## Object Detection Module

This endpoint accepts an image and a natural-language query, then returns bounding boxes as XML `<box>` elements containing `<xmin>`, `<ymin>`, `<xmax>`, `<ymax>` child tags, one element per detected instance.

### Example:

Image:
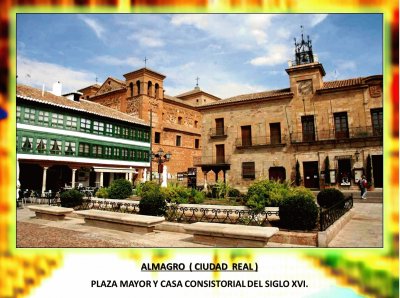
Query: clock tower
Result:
<box><xmin>285</xmin><ymin>30</ymin><xmax>325</xmax><ymax>97</ymax></box>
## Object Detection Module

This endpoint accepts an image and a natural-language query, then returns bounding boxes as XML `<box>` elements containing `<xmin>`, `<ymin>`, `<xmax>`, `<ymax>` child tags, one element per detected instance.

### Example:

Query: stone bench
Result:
<box><xmin>184</xmin><ymin>222</ymin><xmax>279</xmax><ymax>247</ymax></box>
<box><xmin>28</xmin><ymin>206</ymin><xmax>74</xmax><ymax>221</ymax></box>
<box><xmin>74</xmin><ymin>210</ymin><xmax>165</xmax><ymax>234</ymax></box>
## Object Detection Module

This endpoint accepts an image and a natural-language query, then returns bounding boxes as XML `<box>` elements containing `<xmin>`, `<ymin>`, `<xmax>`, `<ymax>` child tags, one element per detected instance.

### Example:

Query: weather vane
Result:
<box><xmin>144</xmin><ymin>57</ymin><xmax>148</xmax><ymax>68</ymax></box>
<box><xmin>196</xmin><ymin>76</ymin><xmax>200</xmax><ymax>87</ymax></box>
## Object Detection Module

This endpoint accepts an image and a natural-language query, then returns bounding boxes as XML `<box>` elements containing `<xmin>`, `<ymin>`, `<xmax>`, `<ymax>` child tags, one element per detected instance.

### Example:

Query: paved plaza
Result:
<box><xmin>16</xmin><ymin>199</ymin><xmax>383</xmax><ymax>248</ymax></box>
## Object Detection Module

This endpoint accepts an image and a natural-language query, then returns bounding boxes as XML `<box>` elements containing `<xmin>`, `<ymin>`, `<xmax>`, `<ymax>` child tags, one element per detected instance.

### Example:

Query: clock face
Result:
<box><xmin>298</xmin><ymin>80</ymin><xmax>313</xmax><ymax>95</ymax></box>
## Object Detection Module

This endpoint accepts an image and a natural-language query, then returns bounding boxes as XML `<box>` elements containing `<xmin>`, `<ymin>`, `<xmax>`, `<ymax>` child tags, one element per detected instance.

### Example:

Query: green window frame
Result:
<box><xmin>36</xmin><ymin>138</ymin><xmax>47</xmax><ymax>154</ymax></box>
<box><xmin>66</xmin><ymin>116</ymin><xmax>78</xmax><ymax>130</ymax></box>
<box><xmin>105</xmin><ymin>123</ymin><xmax>113</xmax><ymax>136</ymax></box>
<box><xmin>92</xmin><ymin>144</ymin><xmax>103</xmax><ymax>157</ymax></box>
<box><xmin>23</xmin><ymin>107</ymin><xmax>36</xmax><ymax>124</ymax></box>
<box><xmin>49</xmin><ymin>139</ymin><xmax>62</xmax><ymax>155</ymax></box>
<box><xmin>21</xmin><ymin>136</ymin><xmax>33</xmax><ymax>152</ymax></box>
<box><xmin>93</xmin><ymin>121</ymin><xmax>104</xmax><ymax>135</ymax></box>
<box><xmin>51</xmin><ymin>113</ymin><xmax>64</xmax><ymax>128</ymax></box>
<box><xmin>37</xmin><ymin>111</ymin><xmax>50</xmax><ymax>126</ymax></box>
<box><xmin>79</xmin><ymin>143</ymin><xmax>90</xmax><ymax>157</ymax></box>
<box><xmin>114</xmin><ymin>126</ymin><xmax>121</xmax><ymax>137</ymax></box>
<box><xmin>129</xmin><ymin>150</ymin><xmax>135</xmax><ymax>160</ymax></box>
<box><xmin>113</xmin><ymin>147</ymin><xmax>120</xmax><ymax>159</ymax></box>
<box><xmin>16</xmin><ymin>106</ymin><xmax>21</xmax><ymax>122</ymax></box>
<box><xmin>65</xmin><ymin>141</ymin><xmax>76</xmax><ymax>156</ymax></box>
<box><xmin>80</xmin><ymin>118</ymin><xmax>91</xmax><ymax>133</ymax></box>
<box><xmin>104</xmin><ymin>146</ymin><xmax>113</xmax><ymax>158</ymax></box>
<box><xmin>121</xmin><ymin>148</ymin><xmax>128</xmax><ymax>160</ymax></box>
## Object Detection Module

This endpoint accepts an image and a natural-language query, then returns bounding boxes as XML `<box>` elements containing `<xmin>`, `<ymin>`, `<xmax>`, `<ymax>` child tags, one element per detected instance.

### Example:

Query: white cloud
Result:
<box><xmin>17</xmin><ymin>56</ymin><xmax>96</xmax><ymax>93</ymax></box>
<box><xmin>309</xmin><ymin>14</ymin><xmax>328</xmax><ymax>27</ymax></box>
<box><xmin>78</xmin><ymin>15</ymin><xmax>105</xmax><ymax>40</ymax></box>
<box><xmin>250</xmin><ymin>44</ymin><xmax>291</xmax><ymax>66</ymax></box>
<box><xmin>89</xmin><ymin>55</ymin><xmax>142</xmax><ymax>68</ymax></box>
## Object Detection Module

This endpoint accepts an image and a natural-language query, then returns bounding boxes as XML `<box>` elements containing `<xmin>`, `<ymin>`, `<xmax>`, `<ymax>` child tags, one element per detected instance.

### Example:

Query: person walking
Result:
<box><xmin>360</xmin><ymin>175</ymin><xmax>368</xmax><ymax>199</ymax></box>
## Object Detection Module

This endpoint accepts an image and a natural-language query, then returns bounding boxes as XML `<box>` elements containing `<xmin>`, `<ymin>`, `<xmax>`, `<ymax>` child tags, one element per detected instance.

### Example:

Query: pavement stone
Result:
<box><xmin>328</xmin><ymin>203</ymin><xmax>383</xmax><ymax>247</ymax></box>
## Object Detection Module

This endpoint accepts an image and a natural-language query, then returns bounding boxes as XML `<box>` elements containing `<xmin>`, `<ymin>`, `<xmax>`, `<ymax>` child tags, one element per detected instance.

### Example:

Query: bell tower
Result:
<box><xmin>286</xmin><ymin>28</ymin><xmax>325</xmax><ymax>96</ymax></box>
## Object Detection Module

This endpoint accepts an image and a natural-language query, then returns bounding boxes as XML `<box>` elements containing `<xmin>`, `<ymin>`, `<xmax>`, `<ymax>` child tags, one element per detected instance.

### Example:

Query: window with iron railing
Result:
<box><xmin>301</xmin><ymin>115</ymin><xmax>315</xmax><ymax>142</ymax></box>
<box><xmin>334</xmin><ymin>112</ymin><xmax>349</xmax><ymax>139</ymax></box>
<box><xmin>371</xmin><ymin>108</ymin><xmax>383</xmax><ymax>136</ymax></box>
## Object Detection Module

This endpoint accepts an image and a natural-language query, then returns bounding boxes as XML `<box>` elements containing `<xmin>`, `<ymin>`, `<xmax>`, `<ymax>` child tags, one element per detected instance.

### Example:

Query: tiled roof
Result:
<box><xmin>321</xmin><ymin>78</ymin><xmax>363</xmax><ymax>89</ymax></box>
<box><xmin>78</xmin><ymin>84</ymin><xmax>100</xmax><ymax>92</ymax></box>
<box><xmin>176</xmin><ymin>88</ymin><xmax>202</xmax><ymax>98</ymax></box>
<box><xmin>108</xmin><ymin>77</ymin><xmax>125</xmax><ymax>86</ymax></box>
<box><xmin>163</xmin><ymin>94</ymin><xmax>196</xmax><ymax>107</ymax></box>
<box><xmin>17</xmin><ymin>84</ymin><xmax>148</xmax><ymax>126</ymax></box>
<box><xmin>201</xmin><ymin>88</ymin><xmax>292</xmax><ymax>107</ymax></box>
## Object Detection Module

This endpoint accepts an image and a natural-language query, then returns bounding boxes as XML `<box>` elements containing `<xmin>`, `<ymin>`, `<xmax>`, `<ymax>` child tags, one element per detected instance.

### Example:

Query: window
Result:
<box><xmin>155</xmin><ymin>83</ymin><xmax>159</xmax><ymax>99</ymax></box>
<box><xmin>65</xmin><ymin>141</ymin><xmax>76</xmax><ymax>156</ymax></box>
<box><xmin>105</xmin><ymin>123</ymin><xmax>113</xmax><ymax>136</ymax></box>
<box><xmin>371</xmin><ymin>108</ymin><xmax>383</xmax><ymax>136</ymax></box>
<box><xmin>49</xmin><ymin>139</ymin><xmax>62</xmax><ymax>155</ymax></box>
<box><xmin>144</xmin><ymin>131</ymin><xmax>149</xmax><ymax>141</ymax></box>
<box><xmin>93</xmin><ymin>121</ymin><xmax>104</xmax><ymax>134</ymax></box>
<box><xmin>129</xmin><ymin>82</ymin><xmax>134</xmax><ymax>97</ymax></box>
<box><xmin>215</xmin><ymin>118</ymin><xmax>224</xmax><ymax>135</ymax></box>
<box><xmin>137</xmin><ymin>150</ymin><xmax>142</xmax><ymax>160</ymax></box>
<box><xmin>334</xmin><ymin>112</ymin><xmax>349</xmax><ymax>139</ymax></box>
<box><xmin>37</xmin><ymin>111</ymin><xmax>49</xmax><ymax>126</ymax></box>
<box><xmin>36</xmin><ymin>138</ymin><xmax>47</xmax><ymax>154</ymax></box>
<box><xmin>147</xmin><ymin>81</ymin><xmax>152</xmax><ymax>96</ymax></box>
<box><xmin>194</xmin><ymin>120</ymin><xmax>198</xmax><ymax>128</ymax></box>
<box><xmin>79</xmin><ymin>143</ymin><xmax>90</xmax><ymax>157</ymax></box>
<box><xmin>301</xmin><ymin>116</ymin><xmax>315</xmax><ymax>142</ymax></box>
<box><xmin>121</xmin><ymin>148</ymin><xmax>128</xmax><ymax>159</ymax></box>
<box><xmin>114</xmin><ymin>126</ymin><xmax>121</xmax><ymax>136</ymax></box>
<box><xmin>144</xmin><ymin>151</ymin><xmax>149</xmax><ymax>160</ymax></box>
<box><xmin>178</xmin><ymin>117</ymin><xmax>182</xmax><ymax>125</ymax></box>
<box><xmin>241</xmin><ymin>125</ymin><xmax>252</xmax><ymax>146</ymax></box>
<box><xmin>92</xmin><ymin>145</ymin><xmax>102</xmax><ymax>157</ymax></box>
<box><xmin>137</xmin><ymin>130</ymin><xmax>142</xmax><ymax>140</ymax></box>
<box><xmin>155</xmin><ymin>132</ymin><xmax>161</xmax><ymax>144</ymax></box>
<box><xmin>21</xmin><ymin>136</ymin><xmax>33</xmax><ymax>152</ymax></box>
<box><xmin>121</xmin><ymin>127</ymin><xmax>129</xmax><ymax>138</ymax></box>
<box><xmin>129</xmin><ymin>150</ymin><xmax>135</xmax><ymax>160</ymax></box>
<box><xmin>176</xmin><ymin>135</ymin><xmax>182</xmax><ymax>146</ymax></box>
<box><xmin>104</xmin><ymin>146</ymin><xmax>113</xmax><ymax>158</ymax></box>
<box><xmin>113</xmin><ymin>147</ymin><xmax>120</xmax><ymax>158</ymax></box>
<box><xmin>51</xmin><ymin>113</ymin><xmax>64</xmax><ymax>128</ymax></box>
<box><xmin>242</xmin><ymin>162</ymin><xmax>255</xmax><ymax>179</ymax></box>
<box><xmin>215</xmin><ymin>144</ymin><xmax>225</xmax><ymax>163</ymax></box>
<box><xmin>270</xmin><ymin>123</ymin><xmax>282</xmax><ymax>144</ymax></box>
<box><xmin>80</xmin><ymin>118</ymin><xmax>91</xmax><ymax>133</ymax></box>
<box><xmin>136</xmin><ymin>80</ymin><xmax>141</xmax><ymax>95</ymax></box>
<box><xmin>66</xmin><ymin>116</ymin><xmax>77</xmax><ymax>130</ymax></box>
<box><xmin>23</xmin><ymin>107</ymin><xmax>36</xmax><ymax>124</ymax></box>
<box><xmin>16</xmin><ymin>106</ymin><xmax>21</xmax><ymax>121</ymax></box>
<box><xmin>195</xmin><ymin>139</ymin><xmax>200</xmax><ymax>149</ymax></box>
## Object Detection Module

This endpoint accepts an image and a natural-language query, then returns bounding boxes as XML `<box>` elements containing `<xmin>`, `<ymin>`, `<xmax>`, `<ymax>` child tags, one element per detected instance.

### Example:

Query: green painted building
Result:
<box><xmin>17</xmin><ymin>84</ymin><xmax>151</xmax><ymax>194</ymax></box>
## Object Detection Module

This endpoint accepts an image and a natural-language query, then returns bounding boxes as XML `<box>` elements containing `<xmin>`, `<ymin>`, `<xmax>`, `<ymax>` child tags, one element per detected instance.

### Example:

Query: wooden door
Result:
<box><xmin>216</xmin><ymin>144</ymin><xmax>225</xmax><ymax>164</ymax></box>
<box><xmin>270</xmin><ymin>123</ymin><xmax>281</xmax><ymax>144</ymax></box>
<box><xmin>241</xmin><ymin>125</ymin><xmax>252</xmax><ymax>146</ymax></box>
<box><xmin>215</xmin><ymin>118</ymin><xmax>224</xmax><ymax>135</ymax></box>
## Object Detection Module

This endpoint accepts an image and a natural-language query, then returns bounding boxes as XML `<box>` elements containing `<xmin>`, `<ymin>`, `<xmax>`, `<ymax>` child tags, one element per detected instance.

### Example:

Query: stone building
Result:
<box><xmin>17</xmin><ymin>83</ymin><xmax>151</xmax><ymax>194</ymax></box>
<box><xmin>197</xmin><ymin>34</ymin><xmax>383</xmax><ymax>191</ymax></box>
<box><xmin>79</xmin><ymin>68</ymin><xmax>219</xmax><ymax>183</ymax></box>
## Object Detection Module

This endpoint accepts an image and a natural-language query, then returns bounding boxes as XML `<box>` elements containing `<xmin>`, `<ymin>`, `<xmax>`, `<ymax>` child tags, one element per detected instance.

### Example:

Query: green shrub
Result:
<box><xmin>95</xmin><ymin>187</ymin><xmax>109</xmax><ymax>198</ymax></box>
<box><xmin>317</xmin><ymin>188</ymin><xmax>345</xmax><ymax>208</ymax></box>
<box><xmin>160</xmin><ymin>184</ymin><xmax>205</xmax><ymax>204</ymax></box>
<box><xmin>190</xmin><ymin>188</ymin><xmax>205</xmax><ymax>204</ymax></box>
<box><xmin>228</xmin><ymin>188</ymin><xmax>241</xmax><ymax>198</ymax></box>
<box><xmin>108</xmin><ymin>179</ymin><xmax>132</xmax><ymax>200</ymax></box>
<box><xmin>136</xmin><ymin>181</ymin><xmax>160</xmax><ymax>197</ymax></box>
<box><xmin>279</xmin><ymin>187</ymin><xmax>318</xmax><ymax>230</ymax></box>
<box><xmin>60</xmin><ymin>189</ymin><xmax>84</xmax><ymax>208</ymax></box>
<box><xmin>245</xmin><ymin>180</ymin><xmax>289</xmax><ymax>212</ymax></box>
<box><xmin>139</xmin><ymin>189</ymin><xmax>166</xmax><ymax>216</ymax></box>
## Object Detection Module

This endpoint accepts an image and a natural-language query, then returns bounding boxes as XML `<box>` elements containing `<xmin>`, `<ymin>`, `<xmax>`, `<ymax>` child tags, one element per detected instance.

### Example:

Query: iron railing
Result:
<box><xmin>193</xmin><ymin>155</ymin><xmax>231</xmax><ymax>166</ymax></box>
<box><xmin>291</xmin><ymin>126</ymin><xmax>383</xmax><ymax>143</ymax></box>
<box><xmin>319</xmin><ymin>195</ymin><xmax>353</xmax><ymax>231</ymax></box>
<box><xmin>235</xmin><ymin>135</ymin><xmax>287</xmax><ymax>148</ymax></box>
<box><xmin>209</xmin><ymin>127</ymin><xmax>228</xmax><ymax>138</ymax></box>
<box><xmin>79</xmin><ymin>198</ymin><xmax>279</xmax><ymax>227</ymax></box>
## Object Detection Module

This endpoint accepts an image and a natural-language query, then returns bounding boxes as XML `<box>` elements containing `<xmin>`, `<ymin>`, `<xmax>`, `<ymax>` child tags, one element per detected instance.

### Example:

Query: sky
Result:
<box><xmin>16</xmin><ymin>14</ymin><xmax>382</xmax><ymax>98</ymax></box>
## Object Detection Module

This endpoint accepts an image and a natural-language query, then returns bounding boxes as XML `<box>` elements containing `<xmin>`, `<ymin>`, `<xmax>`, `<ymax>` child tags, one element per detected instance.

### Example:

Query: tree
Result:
<box><xmin>324</xmin><ymin>156</ymin><xmax>331</xmax><ymax>185</ymax></box>
<box><xmin>295</xmin><ymin>160</ymin><xmax>301</xmax><ymax>186</ymax></box>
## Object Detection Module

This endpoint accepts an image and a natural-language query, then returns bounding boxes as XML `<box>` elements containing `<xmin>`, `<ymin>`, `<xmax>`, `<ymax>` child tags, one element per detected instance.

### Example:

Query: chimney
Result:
<box><xmin>51</xmin><ymin>81</ymin><xmax>62</xmax><ymax>96</ymax></box>
<box><xmin>63</xmin><ymin>91</ymin><xmax>83</xmax><ymax>102</ymax></box>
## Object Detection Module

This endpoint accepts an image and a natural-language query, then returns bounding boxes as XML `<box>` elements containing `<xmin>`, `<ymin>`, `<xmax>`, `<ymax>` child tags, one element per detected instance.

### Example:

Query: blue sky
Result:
<box><xmin>16</xmin><ymin>14</ymin><xmax>382</xmax><ymax>98</ymax></box>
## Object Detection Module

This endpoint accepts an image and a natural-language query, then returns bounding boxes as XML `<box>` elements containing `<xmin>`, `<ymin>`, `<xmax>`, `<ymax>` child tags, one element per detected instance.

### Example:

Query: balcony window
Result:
<box><xmin>92</xmin><ymin>145</ymin><xmax>103</xmax><ymax>157</ymax></box>
<box><xmin>49</xmin><ymin>139</ymin><xmax>62</xmax><ymax>155</ymax></box>
<box><xmin>21</xmin><ymin>136</ymin><xmax>33</xmax><ymax>152</ymax></box>
<box><xmin>270</xmin><ymin>123</ymin><xmax>282</xmax><ymax>144</ymax></box>
<box><xmin>16</xmin><ymin>106</ymin><xmax>21</xmax><ymax>121</ymax></box>
<box><xmin>104</xmin><ymin>146</ymin><xmax>112</xmax><ymax>158</ymax></box>
<box><xmin>79</xmin><ymin>143</ymin><xmax>90</xmax><ymax>157</ymax></box>
<box><xmin>93</xmin><ymin>121</ymin><xmax>104</xmax><ymax>135</ymax></box>
<box><xmin>334</xmin><ymin>112</ymin><xmax>349</xmax><ymax>139</ymax></box>
<box><xmin>65</xmin><ymin>141</ymin><xmax>76</xmax><ymax>156</ymax></box>
<box><xmin>51</xmin><ymin>113</ymin><xmax>64</xmax><ymax>128</ymax></box>
<box><xmin>36</xmin><ymin>138</ymin><xmax>47</xmax><ymax>154</ymax></box>
<box><xmin>105</xmin><ymin>123</ymin><xmax>113</xmax><ymax>136</ymax></box>
<box><xmin>80</xmin><ymin>118</ymin><xmax>91</xmax><ymax>133</ymax></box>
<box><xmin>242</xmin><ymin>162</ymin><xmax>255</xmax><ymax>179</ymax></box>
<box><xmin>371</xmin><ymin>108</ymin><xmax>383</xmax><ymax>136</ymax></box>
<box><xmin>215</xmin><ymin>118</ymin><xmax>224</xmax><ymax>135</ymax></box>
<box><xmin>241</xmin><ymin>125</ymin><xmax>252</xmax><ymax>146</ymax></box>
<box><xmin>216</xmin><ymin>144</ymin><xmax>225</xmax><ymax>163</ymax></box>
<box><xmin>23</xmin><ymin>107</ymin><xmax>36</xmax><ymax>124</ymax></box>
<box><xmin>113</xmin><ymin>147</ymin><xmax>120</xmax><ymax>158</ymax></box>
<box><xmin>301</xmin><ymin>115</ymin><xmax>315</xmax><ymax>142</ymax></box>
<box><xmin>38</xmin><ymin>111</ymin><xmax>49</xmax><ymax>126</ymax></box>
<box><xmin>65</xmin><ymin>116</ymin><xmax>77</xmax><ymax>130</ymax></box>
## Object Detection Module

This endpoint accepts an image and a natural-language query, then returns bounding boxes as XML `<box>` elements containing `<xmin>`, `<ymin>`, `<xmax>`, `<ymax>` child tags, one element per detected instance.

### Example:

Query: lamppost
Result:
<box><xmin>151</xmin><ymin>148</ymin><xmax>172</xmax><ymax>184</ymax></box>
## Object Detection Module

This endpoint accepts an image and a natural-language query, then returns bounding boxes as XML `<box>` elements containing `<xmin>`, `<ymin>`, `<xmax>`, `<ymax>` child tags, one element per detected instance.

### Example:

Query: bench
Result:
<box><xmin>184</xmin><ymin>222</ymin><xmax>279</xmax><ymax>247</ymax></box>
<box><xmin>74</xmin><ymin>210</ymin><xmax>165</xmax><ymax>234</ymax></box>
<box><xmin>28</xmin><ymin>206</ymin><xmax>74</xmax><ymax>221</ymax></box>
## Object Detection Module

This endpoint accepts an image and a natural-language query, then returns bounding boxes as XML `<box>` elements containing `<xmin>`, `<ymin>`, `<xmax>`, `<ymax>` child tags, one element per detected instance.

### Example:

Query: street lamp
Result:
<box><xmin>151</xmin><ymin>148</ymin><xmax>172</xmax><ymax>184</ymax></box>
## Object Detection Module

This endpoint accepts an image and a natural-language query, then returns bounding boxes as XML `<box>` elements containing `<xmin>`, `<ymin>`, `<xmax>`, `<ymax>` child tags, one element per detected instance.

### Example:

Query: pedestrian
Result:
<box><xmin>360</xmin><ymin>175</ymin><xmax>368</xmax><ymax>199</ymax></box>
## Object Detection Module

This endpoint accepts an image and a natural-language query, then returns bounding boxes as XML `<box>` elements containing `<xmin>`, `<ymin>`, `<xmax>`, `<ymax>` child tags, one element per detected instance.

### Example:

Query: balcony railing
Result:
<box><xmin>290</xmin><ymin>126</ymin><xmax>383</xmax><ymax>143</ymax></box>
<box><xmin>193</xmin><ymin>155</ymin><xmax>231</xmax><ymax>166</ymax></box>
<box><xmin>209</xmin><ymin>127</ymin><xmax>228</xmax><ymax>138</ymax></box>
<box><xmin>235</xmin><ymin>135</ymin><xmax>286</xmax><ymax>148</ymax></box>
